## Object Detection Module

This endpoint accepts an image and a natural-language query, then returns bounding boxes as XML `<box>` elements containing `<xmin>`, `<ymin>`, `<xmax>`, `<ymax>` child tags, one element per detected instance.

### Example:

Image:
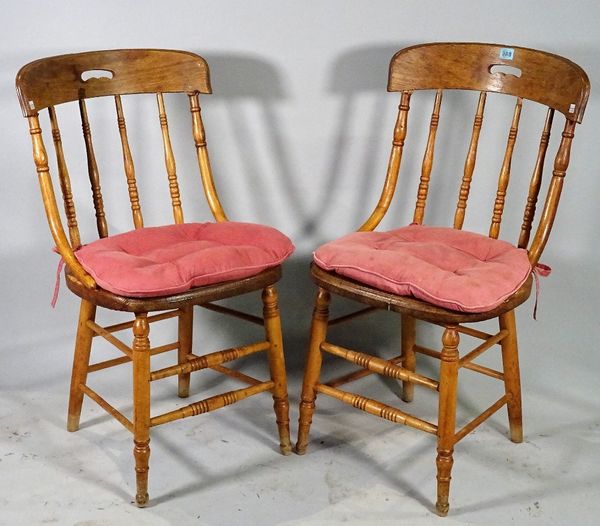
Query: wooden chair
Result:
<box><xmin>295</xmin><ymin>43</ymin><xmax>589</xmax><ymax>515</ymax></box>
<box><xmin>16</xmin><ymin>49</ymin><xmax>293</xmax><ymax>506</ymax></box>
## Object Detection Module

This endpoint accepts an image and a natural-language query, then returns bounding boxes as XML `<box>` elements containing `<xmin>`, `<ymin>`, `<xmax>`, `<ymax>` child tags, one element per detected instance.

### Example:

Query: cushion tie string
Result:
<box><xmin>51</xmin><ymin>247</ymin><xmax>65</xmax><ymax>308</ymax></box>
<box><xmin>532</xmin><ymin>263</ymin><xmax>551</xmax><ymax>320</ymax></box>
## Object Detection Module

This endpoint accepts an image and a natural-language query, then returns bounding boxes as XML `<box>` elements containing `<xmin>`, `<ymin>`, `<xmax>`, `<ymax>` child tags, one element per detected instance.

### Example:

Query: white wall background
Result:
<box><xmin>1</xmin><ymin>1</ymin><xmax>599</xmax><ymax>523</ymax></box>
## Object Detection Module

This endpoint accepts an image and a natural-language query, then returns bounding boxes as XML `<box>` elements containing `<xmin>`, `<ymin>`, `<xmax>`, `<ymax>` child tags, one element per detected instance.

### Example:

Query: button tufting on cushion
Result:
<box><xmin>75</xmin><ymin>222</ymin><xmax>294</xmax><ymax>297</ymax></box>
<box><xmin>313</xmin><ymin>224</ymin><xmax>532</xmax><ymax>313</ymax></box>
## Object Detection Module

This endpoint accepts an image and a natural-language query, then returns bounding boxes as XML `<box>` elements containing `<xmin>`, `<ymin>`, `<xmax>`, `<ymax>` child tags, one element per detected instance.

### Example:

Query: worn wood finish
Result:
<box><xmin>297</xmin><ymin>43</ymin><xmax>589</xmax><ymax>516</ymax></box>
<box><xmin>388</xmin><ymin>43</ymin><xmax>589</xmax><ymax>122</ymax></box>
<box><xmin>359</xmin><ymin>91</ymin><xmax>411</xmax><ymax>231</ymax></box>
<box><xmin>18</xmin><ymin>50</ymin><xmax>291</xmax><ymax>507</ymax></box>
<box><xmin>157</xmin><ymin>93</ymin><xmax>184</xmax><ymax>223</ymax></box>
<box><xmin>489</xmin><ymin>97</ymin><xmax>522</xmax><ymax>239</ymax></box>
<box><xmin>454</xmin><ymin>92</ymin><xmax>486</xmax><ymax>229</ymax></box>
<box><xmin>115</xmin><ymin>95</ymin><xmax>143</xmax><ymax>228</ymax></box>
<box><xmin>16</xmin><ymin>49</ymin><xmax>211</xmax><ymax>116</ymax></box>
<box><xmin>296</xmin><ymin>288</ymin><xmax>330</xmax><ymax>454</ymax></box>
<box><xmin>413</xmin><ymin>89</ymin><xmax>442</xmax><ymax>224</ymax></box>
<box><xmin>519</xmin><ymin>108</ymin><xmax>554</xmax><ymax>248</ymax></box>
<box><xmin>48</xmin><ymin>106</ymin><xmax>81</xmax><ymax>248</ymax></box>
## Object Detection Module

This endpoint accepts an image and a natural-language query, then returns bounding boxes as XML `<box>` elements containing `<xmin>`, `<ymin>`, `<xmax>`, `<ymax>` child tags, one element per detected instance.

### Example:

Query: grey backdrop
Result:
<box><xmin>1</xmin><ymin>1</ymin><xmax>599</xmax><ymax>525</ymax></box>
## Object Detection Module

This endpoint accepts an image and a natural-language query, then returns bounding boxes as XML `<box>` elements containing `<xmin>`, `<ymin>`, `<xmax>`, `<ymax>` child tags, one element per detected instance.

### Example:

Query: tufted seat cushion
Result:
<box><xmin>75</xmin><ymin>222</ymin><xmax>294</xmax><ymax>297</ymax></box>
<box><xmin>313</xmin><ymin>224</ymin><xmax>532</xmax><ymax>313</ymax></box>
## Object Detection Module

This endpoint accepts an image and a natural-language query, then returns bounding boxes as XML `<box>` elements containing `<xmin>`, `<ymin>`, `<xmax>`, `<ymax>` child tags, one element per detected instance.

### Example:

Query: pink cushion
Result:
<box><xmin>75</xmin><ymin>222</ymin><xmax>294</xmax><ymax>297</ymax></box>
<box><xmin>314</xmin><ymin>224</ymin><xmax>531</xmax><ymax>313</ymax></box>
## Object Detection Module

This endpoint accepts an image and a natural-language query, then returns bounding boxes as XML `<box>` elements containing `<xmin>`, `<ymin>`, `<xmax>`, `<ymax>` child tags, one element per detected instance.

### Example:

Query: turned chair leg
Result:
<box><xmin>295</xmin><ymin>288</ymin><xmax>331</xmax><ymax>455</ymax></box>
<box><xmin>177</xmin><ymin>305</ymin><xmax>193</xmax><ymax>398</ymax></box>
<box><xmin>132</xmin><ymin>314</ymin><xmax>151</xmax><ymax>507</ymax></box>
<box><xmin>262</xmin><ymin>286</ymin><xmax>292</xmax><ymax>455</ymax></box>
<box><xmin>436</xmin><ymin>326</ymin><xmax>459</xmax><ymax>516</ymax></box>
<box><xmin>67</xmin><ymin>299</ymin><xmax>97</xmax><ymax>432</ymax></box>
<box><xmin>499</xmin><ymin>309</ymin><xmax>523</xmax><ymax>443</ymax></box>
<box><xmin>400</xmin><ymin>314</ymin><xmax>417</xmax><ymax>402</ymax></box>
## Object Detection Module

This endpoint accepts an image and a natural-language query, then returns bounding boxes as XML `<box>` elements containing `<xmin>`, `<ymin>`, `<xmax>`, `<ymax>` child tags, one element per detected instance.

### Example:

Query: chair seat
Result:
<box><xmin>313</xmin><ymin>224</ymin><xmax>532</xmax><ymax>313</ymax></box>
<box><xmin>75</xmin><ymin>222</ymin><xmax>294</xmax><ymax>297</ymax></box>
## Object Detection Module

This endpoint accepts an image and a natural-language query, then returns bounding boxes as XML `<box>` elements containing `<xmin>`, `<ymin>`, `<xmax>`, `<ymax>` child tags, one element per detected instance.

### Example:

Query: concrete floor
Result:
<box><xmin>1</xmin><ymin>286</ymin><xmax>599</xmax><ymax>526</ymax></box>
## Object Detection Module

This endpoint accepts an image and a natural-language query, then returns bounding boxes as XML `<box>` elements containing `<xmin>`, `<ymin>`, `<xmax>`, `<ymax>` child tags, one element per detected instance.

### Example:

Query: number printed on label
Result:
<box><xmin>500</xmin><ymin>48</ymin><xmax>515</xmax><ymax>60</ymax></box>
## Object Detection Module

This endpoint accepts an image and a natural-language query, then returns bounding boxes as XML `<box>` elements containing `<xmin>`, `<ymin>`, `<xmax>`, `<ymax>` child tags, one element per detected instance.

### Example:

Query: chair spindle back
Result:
<box><xmin>16</xmin><ymin>49</ymin><xmax>224</xmax><ymax>287</ymax></box>
<box><xmin>367</xmin><ymin>43</ymin><xmax>589</xmax><ymax>265</ymax></box>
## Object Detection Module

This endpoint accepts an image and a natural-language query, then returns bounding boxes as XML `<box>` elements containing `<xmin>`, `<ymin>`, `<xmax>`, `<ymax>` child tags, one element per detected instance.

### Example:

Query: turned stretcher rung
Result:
<box><xmin>461</xmin><ymin>361</ymin><xmax>504</xmax><ymax>380</ymax></box>
<box><xmin>99</xmin><ymin>310</ymin><xmax>181</xmax><ymax>335</ymax></box>
<box><xmin>430</xmin><ymin>322</ymin><xmax>493</xmax><ymax>341</ymax></box>
<box><xmin>413</xmin><ymin>345</ymin><xmax>504</xmax><ymax>380</ymax></box>
<box><xmin>316</xmin><ymin>383</ymin><xmax>437</xmax><ymax>434</ymax></box>
<box><xmin>453</xmin><ymin>395</ymin><xmax>508</xmax><ymax>444</ymax></box>
<box><xmin>459</xmin><ymin>329</ymin><xmax>508</xmax><ymax>366</ymax></box>
<box><xmin>329</xmin><ymin>307</ymin><xmax>378</xmax><ymax>326</ymax></box>
<box><xmin>86</xmin><ymin>320</ymin><xmax>132</xmax><ymax>357</ymax></box>
<box><xmin>325</xmin><ymin>354</ymin><xmax>404</xmax><ymax>388</ymax></box>
<box><xmin>150</xmin><ymin>381</ymin><xmax>274</xmax><ymax>427</ymax></box>
<box><xmin>321</xmin><ymin>342</ymin><xmax>438</xmax><ymax>390</ymax></box>
<box><xmin>200</xmin><ymin>302</ymin><xmax>264</xmax><ymax>326</ymax></box>
<box><xmin>150</xmin><ymin>341</ymin><xmax>270</xmax><ymax>381</ymax></box>
<box><xmin>80</xmin><ymin>384</ymin><xmax>133</xmax><ymax>432</ymax></box>
<box><xmin>209</xmin><ymin>364</ymin><xmax>264</xmax><ymax>386</ymax></box>
<box><xmin>88</xmin><ymin>342</ymin><xmax>178</xmax><ymax>373</ymax></box>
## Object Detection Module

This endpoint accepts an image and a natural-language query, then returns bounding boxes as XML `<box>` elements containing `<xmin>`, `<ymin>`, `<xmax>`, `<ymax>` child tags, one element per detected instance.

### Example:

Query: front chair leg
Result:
<box><xmin>262</xmin><ymin>286</ymin><xmax>292</xmax><ymax>455</ymax></box>
<box><xmin>499</xmin><ymin>309</ymin><xmax>523</xmax><ymax>443</ymax></box>
<box><xmin>67</xmin><ymin>299</ymin><xmax>97</xmax><ymax>432</ymax></box>
<box><xmin>295</xmin><ymin>288</ymin><xmax>330</xmax><ymax>455</ymax></box>
<box><xmin>436</xmin><ymin>326</ymin><xmax>459</xmax><ymax>516</ymax></box>
<box><xmin>132</xmin><ymin>314</ymin><xmax>151</xmax><ymax>507</ymax></box>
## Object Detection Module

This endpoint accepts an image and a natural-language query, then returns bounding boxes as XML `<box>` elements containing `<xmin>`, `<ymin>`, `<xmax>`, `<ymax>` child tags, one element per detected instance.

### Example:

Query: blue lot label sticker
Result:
<box><xmin>500</xmin><ymin>48</ymin><xmax>515</xmax><ymax>60</ymax></box>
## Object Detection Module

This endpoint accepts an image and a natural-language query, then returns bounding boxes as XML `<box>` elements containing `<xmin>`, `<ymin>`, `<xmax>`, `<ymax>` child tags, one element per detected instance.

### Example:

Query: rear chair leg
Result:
<box><xmin>499</xmin><ymin>309</ymin><xmax>523</xmax><ymax>443</ymax></box>
<box><xmin>401</xmin><ymin>314</ymin><xmax>416</xmax><ymax>402</ymax></box>
<box><xmin>436</xmin><ymin>326</ymin><xmax>459</xmax><ymax>517</ymax></box>
<box><xmin>132</xmin><ymin>314</ymin><xmax>151</xmax><ymax>507</ymax></box>
<box><xmin>295</xmin><ymin>288</ymin><xmax>330</xmax><ymax>455</ymax></box>
<box><xmin>178</xmin><ymin>306</ymin><xmax>193</xmax><ymax>398</ymax></box>
<box><xmin>67</xmin><ymin>299</ymin><xmax>97</xmax><ymax>432</ymax></box>
<box><xmin>262</xmin><ymin>286</ymin><xmax>292</xmax><ymax>455</ymax></box>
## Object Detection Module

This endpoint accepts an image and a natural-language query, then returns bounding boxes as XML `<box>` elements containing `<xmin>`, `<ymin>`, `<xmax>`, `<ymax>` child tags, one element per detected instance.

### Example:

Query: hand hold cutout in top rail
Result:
<box><xmin>81</xmin><ymin>69</ymin><xmax>114</xmax><ymax>82</ymax></box>
<box><xmin>489</xmin><ymin>64</ymin><xmax>522</xmax><ymax>78</ymax></box>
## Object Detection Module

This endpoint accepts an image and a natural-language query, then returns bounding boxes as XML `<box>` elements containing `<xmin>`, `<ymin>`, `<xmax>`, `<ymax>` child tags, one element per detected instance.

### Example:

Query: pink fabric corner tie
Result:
<box><xmin>51</xmin><ymin>248</ymin><xmax>64</xmax><ymax>308</ymax></box>
<box><xmin>532</xmin><ymin>263</ymin><xmax>551</xmax><ymax>320</ymax></box>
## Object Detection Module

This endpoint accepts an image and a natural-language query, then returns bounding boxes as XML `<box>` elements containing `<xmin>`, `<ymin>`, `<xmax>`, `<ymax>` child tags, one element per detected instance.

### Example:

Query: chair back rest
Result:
<box><xmin>16</xmin><ymin>49</ymin><xmax>225</xmax><ymax>261</ymax></box>
<box><xmin>361</xmin><ymin>43</ymin><xmax>590</xmax><ymax>265</ymax></box>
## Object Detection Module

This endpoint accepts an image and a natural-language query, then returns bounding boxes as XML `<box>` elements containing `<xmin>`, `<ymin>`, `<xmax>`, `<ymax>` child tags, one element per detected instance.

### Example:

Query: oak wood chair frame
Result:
<box><xmin>16</xmin><ymin>49</ymin><xmax>292</xmax><ymax>506</ymax></box>
<box><xmin>295</xmin><ymin>43</ymin><xmax>589</xmax><ymax>516</ymax></box>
